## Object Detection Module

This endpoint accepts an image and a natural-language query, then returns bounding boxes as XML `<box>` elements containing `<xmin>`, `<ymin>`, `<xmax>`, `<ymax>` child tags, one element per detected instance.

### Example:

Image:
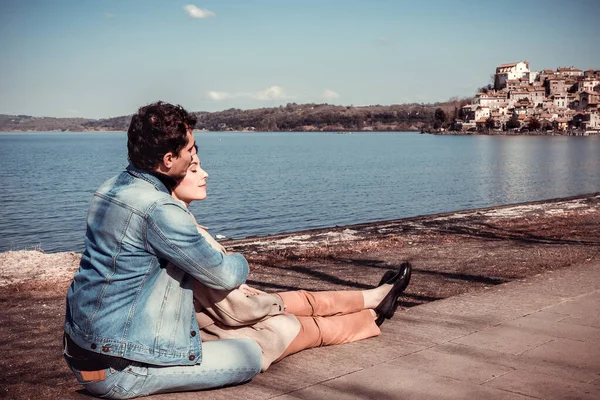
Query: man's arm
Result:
<box><xmin>146</xmin><ymin>201</ymin><xmax>248</xmax><ymax>290</ymax></box>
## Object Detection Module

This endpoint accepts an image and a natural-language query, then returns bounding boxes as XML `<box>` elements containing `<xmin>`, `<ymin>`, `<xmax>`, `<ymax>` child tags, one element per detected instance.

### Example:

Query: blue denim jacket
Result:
<box><xmin>64</xmin><ymin>164</ymin><xmax>249</xmax><ymax>366</ymax></box>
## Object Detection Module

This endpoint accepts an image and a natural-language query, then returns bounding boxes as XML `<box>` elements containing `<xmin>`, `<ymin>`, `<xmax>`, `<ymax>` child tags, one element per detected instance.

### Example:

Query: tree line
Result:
<box><xmin>0</xmin><ymin>99</ymin><xmax>471</xmax><ymax>132</ymax></box>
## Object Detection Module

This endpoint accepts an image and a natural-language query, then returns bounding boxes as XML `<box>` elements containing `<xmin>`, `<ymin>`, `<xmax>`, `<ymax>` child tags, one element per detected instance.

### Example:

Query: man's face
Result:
<box><xmin>168</xmin><ymin>130</ymin><xmax>196</xmax><ymax>180</ymax></box>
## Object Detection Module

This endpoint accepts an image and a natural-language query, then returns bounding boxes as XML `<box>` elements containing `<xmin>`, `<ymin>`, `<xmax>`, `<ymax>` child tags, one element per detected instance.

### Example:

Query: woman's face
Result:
<box><xmin>172</xmin><ymin>154</ymin><xmax>208</xmax><ymax>204</ymax></box>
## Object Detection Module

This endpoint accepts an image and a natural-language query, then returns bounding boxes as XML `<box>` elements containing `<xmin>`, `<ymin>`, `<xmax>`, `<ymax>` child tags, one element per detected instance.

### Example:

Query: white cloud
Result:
<box><xmin>103</xmin><ymin>12</ymin><xmax>115</xmax><ymax>19</ymax></box>
<box><xmin>207</xmin><ymin>91</ymin><xmax>231</xmax><ymax>101</ymax></box>
<box><xmin>207</xmin><ymin>85</ymin><xmax>290</xmax><ymax>101</ymax></box>
<box><xmin>255</xmin><ymin>85</ymin><xmax>286</xmax><ymax>100</ymax></box>
<box><xmin>184</xmin><ymin>5</ymin><xmax>216</xmax><ymax>19</ymax></box>
<box><xmin>322</xmin><ymin>89</ymin><xmax>340</xmax><ymax>100</ymax></box>
<box><xmin>378</xmin><ymin>36</ymin><xmax>391</xmax><ymax>44</ymax></box>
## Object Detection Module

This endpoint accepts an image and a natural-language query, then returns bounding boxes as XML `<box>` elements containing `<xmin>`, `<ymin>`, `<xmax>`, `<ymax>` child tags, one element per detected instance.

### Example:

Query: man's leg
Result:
<box><xmin>138</xmin><ymin>338</ymin><xmax>262</xmax><ymax>397</ymax></box>
<box><xmin>67</xmin><ymin>338</ymin><xmax>262</xmax><ymax>399</ymax></box>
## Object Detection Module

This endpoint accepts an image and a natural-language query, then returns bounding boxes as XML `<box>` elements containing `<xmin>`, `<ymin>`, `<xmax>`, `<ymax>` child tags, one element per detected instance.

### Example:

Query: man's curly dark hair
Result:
<box><xmin>127</xmin><ymin>101</ymin><xmax>197</xmax><ymax>171</ymax></box>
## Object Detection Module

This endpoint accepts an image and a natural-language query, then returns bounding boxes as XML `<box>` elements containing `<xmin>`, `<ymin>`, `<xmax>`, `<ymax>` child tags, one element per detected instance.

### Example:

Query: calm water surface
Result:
<box><xmin>0</xmin><ymin>132</ymin><xmax>599</xmax><ymax>253</ymax></box>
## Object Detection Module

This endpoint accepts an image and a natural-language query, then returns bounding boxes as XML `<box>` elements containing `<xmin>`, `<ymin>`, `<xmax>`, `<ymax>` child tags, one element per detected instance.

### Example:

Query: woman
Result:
<box><xmin>171</xmin><ymin>153</ymin><xmax>412</xmax><ymax>371</ymax></box>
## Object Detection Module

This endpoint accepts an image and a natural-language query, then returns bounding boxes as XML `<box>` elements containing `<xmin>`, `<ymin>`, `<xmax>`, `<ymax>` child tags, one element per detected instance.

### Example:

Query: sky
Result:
<box><xmin>1</xmin><ymin>0</ymin><xmax>599</xmax><ymax>119</ymax></box>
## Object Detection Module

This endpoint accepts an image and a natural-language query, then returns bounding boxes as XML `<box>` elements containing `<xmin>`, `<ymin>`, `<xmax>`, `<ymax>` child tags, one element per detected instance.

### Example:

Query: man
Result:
<box><xmin>64</xmin><ymin>102</ymin><xmax>262</xmax><ymax>399</ymax></box>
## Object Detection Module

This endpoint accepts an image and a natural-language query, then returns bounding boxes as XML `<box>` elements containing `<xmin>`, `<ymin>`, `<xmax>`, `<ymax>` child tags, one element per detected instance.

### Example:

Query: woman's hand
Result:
<box><xmin>238</xmin><ymin>284</ymin><xmax>261</xmax><ymax>296</ymax></box>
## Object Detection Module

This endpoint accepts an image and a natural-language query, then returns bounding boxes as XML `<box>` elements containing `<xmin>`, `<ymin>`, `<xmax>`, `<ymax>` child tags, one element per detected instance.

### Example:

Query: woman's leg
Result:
<box><xmin>276</xmin><ymin>290</ymin><xmax>364</xmax><ymax>316</ymax></box>
<box><xmin>276</xmin><ymin>310</ymin><xmax>380</xmax><ymax>361</ymax></box>
<box><xmin>272</xmin><ymin>284</ymin><xmax>391</xmax><ymax>363</ymax></box>
<box><xmin>276</xmin><ymin>284</ymin><xmax>392</xmax><ymax>317</ymax></box>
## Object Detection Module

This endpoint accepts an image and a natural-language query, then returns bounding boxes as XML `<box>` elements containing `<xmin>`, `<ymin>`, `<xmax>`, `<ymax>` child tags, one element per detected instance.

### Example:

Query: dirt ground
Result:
<box><xmin>1</xmin><ymin>194</ymin><xmax>599</xmax><ymax>399</ymax></box>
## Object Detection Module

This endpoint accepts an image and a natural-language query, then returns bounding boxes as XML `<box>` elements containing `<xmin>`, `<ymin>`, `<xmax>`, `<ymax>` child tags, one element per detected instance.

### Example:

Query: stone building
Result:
<box><xmin>556</xmin><ymin>67</ymin><xmax>583</xmax><ymax>78</ymax></box>
<box><xmin>546</xmin><ymin>77</ymin><xmax>567</xmax><ymax>96</ymax></box>
<box><xmin>494</xmin><ymin>61</ymin><xmax>530</xmax><ymax>90</ymax></box>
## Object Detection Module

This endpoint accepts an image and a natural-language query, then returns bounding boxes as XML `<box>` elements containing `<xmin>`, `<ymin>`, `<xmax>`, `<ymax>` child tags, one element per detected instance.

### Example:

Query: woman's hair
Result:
<box><xmin>127</xmin><ymin>101</ymin><xmax>198</xmax><ymax>171</ymax></box>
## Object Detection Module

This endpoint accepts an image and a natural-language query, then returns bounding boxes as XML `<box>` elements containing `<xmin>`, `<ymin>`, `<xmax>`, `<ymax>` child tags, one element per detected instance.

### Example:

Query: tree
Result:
<box><xmin>505</xmin><ymin>114</ymin><xmax>520</xmax><ymax>130</ymax></box>
<box><xmin>434</xmin><ymin>108</ymin><xmax>447</xmax><ymax>124</ymax></box>
<box><xmin>266</xmin><ymin>116</ymin><xmax>278</xmax><ymax>131</ymax></box>
<box><xmin>528</xmin><ymin>117</ymin><xmax>541</xmax><ymax>131</ymax></box>
<box><xmin>485</xmin><ymin>117</ymin><xmax>496</xmax><ymax>130</ymax></box>
<box><xmin>478</xmin><ymin>83</ymin><xmax>494</xmax><ymax>94</ymax></box>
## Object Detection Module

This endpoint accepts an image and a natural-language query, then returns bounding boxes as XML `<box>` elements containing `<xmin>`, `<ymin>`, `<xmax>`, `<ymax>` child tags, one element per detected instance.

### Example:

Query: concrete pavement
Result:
<box><xmin>161</xmin><ymin>261</ymin><xmax>600</xmax><ymax>400</ymax></box>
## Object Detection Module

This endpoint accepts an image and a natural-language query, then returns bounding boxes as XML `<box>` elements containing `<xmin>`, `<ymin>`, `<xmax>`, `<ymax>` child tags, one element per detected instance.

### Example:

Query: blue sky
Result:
<box><xmin>1</xmin><ymin>0</ymin><xmax>599</xmax><ymax>118</ymax></box>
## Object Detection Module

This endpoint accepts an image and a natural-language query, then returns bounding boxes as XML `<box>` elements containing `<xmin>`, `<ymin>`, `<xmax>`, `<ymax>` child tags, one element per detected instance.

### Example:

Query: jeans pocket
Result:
<box><xmin>105</xmin><ymin>363</ymin><xmax>148</xmax><ymax>399</ymax></box>
<box><xmin>77</xmin><ymin>368</ymin><xmax>120</xmax><ymax>398</ymax></box>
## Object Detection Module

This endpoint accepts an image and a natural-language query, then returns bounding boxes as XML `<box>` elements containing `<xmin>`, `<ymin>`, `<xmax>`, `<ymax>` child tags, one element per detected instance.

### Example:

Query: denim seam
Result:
<box><xmin>126</xmin><ymin>167</ymin><xmax>169</xmax><ymax>193</ymax></box>
<box><xmin>95</xmin><ymin>192</ymin><xmax>145</xmax><ymax>217</ymax></box>
<box><xmin>68</xmin><ymin>324</ymin><xmax>191</xmax><ymax>359</ymax></box>
<box><xmin>188</xmin><ymin>310</ymin><xmax>202</xmax><ymax>364</ymax></box>
<box><xmin>121</xmin><ymin>256</ymin><xmax>153</xmax><ymax>353</ymax></box>
<box><xmin>146</xmin><ymin>217</ymin><xmax>231</xmax><ymax>290</ymax></box>
<box><xmin>84</xmin><ymin>211</ymin><xmax>133</xmax><ymax>334</ymax></box>
<box><xmin>171</xmin><ymin>285</ymin><xmax>183</xmax><ymax>350</ymax></box>
<box><xmin>146</xmin><ymin>367</ymin><xmax>259</xmax><ymax>377</ymax></box>
<box><xmin>153</xmin><ymin>276</ymin><xmax>171</xmax><ymax>354</ymax></box>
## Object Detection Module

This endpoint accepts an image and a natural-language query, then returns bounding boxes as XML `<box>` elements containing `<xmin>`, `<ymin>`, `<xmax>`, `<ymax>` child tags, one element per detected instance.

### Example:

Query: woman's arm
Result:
<box><xmin>194</xmin><ymin>280</ymin><xmax>285</xmax><ymax>326</ymax></box>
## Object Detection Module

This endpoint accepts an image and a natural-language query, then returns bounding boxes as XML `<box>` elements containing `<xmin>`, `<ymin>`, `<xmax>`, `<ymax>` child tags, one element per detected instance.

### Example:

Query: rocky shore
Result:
<box><xmin>1</xmin><ymin>193</ymin><xmax>599</xmax><ymax>398</ymax></box>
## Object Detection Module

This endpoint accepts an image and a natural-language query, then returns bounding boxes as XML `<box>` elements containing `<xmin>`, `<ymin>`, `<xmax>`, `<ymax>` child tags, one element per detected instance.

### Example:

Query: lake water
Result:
<box><xmin>0</xmin><ymin>131</ymin><xmax>599</xmax><ymax>253</ymax></box>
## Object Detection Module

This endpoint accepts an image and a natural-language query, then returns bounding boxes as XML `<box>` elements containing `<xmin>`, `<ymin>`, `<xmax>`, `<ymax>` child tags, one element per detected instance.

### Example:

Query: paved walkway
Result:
<box><xmin>162</xmin><ymin>261</ymin><xmax>600</xmax><ymax>400</ymax></box>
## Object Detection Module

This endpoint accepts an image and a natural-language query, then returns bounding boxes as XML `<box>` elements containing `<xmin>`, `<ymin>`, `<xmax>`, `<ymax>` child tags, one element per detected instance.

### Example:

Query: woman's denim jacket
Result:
<box><xmin>64</xmin><ymin>165</ymin><xmax>249</xmax><ymax>366</ymax></box>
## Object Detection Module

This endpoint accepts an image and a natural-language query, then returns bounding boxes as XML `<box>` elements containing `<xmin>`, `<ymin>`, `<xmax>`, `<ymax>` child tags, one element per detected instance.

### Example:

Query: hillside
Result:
<box><xmin>0</xmin><ymin>99</ymin><xmax>470</xmax><ymax>132</ymax></box>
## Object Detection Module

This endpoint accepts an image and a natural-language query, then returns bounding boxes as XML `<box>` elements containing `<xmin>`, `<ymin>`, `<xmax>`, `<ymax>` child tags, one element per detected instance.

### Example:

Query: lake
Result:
<box><xmin>0</xmin><ymin>131</ymin><xmax>599</xmax><ymax>253</ymax></box>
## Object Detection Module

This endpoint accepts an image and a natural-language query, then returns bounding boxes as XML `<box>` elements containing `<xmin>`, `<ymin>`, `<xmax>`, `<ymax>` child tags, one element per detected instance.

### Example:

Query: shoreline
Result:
<box><xmin>2</xmin><ymin>192</ymin><xmax>598</xmax><ymax>288</ymax></box>
<box><xmin>223</xmin><ymin>192</ymin><xmax>600</xmax><ymax>246</ymax></box>
<box><xmin>1</xmin><ymin>192</ymin><xmax>598</xmax><ymax>258</ymax></box>
<box><xmin>423</xmin><ymin>130</ymin><xmax>600</xmax><ymax>136</ymax></box>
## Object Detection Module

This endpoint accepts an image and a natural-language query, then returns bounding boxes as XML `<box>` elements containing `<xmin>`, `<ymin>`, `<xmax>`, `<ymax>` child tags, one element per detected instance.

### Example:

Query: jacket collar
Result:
<box><xmin>126</xmin><ymin>164</ymin><xmax>178</xmax><ymax>194</ymax></box>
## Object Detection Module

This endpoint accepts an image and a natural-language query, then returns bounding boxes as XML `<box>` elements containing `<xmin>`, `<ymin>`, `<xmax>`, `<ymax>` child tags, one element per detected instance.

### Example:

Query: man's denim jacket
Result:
<box><xmin>64</xmin><ymin>164</ymin><xmax>249</xmax><ymax>366</ymax></box>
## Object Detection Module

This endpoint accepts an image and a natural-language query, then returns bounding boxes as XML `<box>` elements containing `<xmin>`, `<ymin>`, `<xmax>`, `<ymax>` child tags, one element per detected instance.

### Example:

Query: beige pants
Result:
<box><xmin>275</xmin><ymin>290</ymin><xmax>380</xmax><ymax>361</ymax></box>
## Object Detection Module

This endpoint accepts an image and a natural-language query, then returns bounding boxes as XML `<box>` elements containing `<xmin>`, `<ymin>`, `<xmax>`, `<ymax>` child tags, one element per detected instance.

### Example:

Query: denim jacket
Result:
<box><xmin>64</xmin><ymin>164</ymin><xmax>249</xmax><ymax>366</ymax></box>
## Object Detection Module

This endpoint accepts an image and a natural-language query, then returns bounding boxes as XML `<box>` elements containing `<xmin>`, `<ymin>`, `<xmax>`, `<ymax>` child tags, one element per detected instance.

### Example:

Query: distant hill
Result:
<box><xmin>0</xmin><ymin>114</ymin><xmax>95</xmax><ymax>132</ymax></box>
<box><xmin>0</xmin><ymin>114</ymin><xmax>131</xmax><ymax>132</ymax></box>
<box><xmin>0</xmin><ymin>99</ymin><xmax>471</xmax><ymax>132</ymax></box>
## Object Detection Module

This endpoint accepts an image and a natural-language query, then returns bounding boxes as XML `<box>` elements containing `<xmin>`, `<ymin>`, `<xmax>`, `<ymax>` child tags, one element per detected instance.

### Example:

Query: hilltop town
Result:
<box><xmin>456</xmin><ymin>62</ymin><xmax>600</xmax><ymax>134</ymax></box>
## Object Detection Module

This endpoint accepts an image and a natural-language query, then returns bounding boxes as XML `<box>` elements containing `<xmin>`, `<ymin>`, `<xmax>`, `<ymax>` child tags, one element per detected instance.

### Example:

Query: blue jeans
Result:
<box><xmin>66</xmin><ymin>339</ymin><xmax>263</xmax><ymax>399</ymax></box>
